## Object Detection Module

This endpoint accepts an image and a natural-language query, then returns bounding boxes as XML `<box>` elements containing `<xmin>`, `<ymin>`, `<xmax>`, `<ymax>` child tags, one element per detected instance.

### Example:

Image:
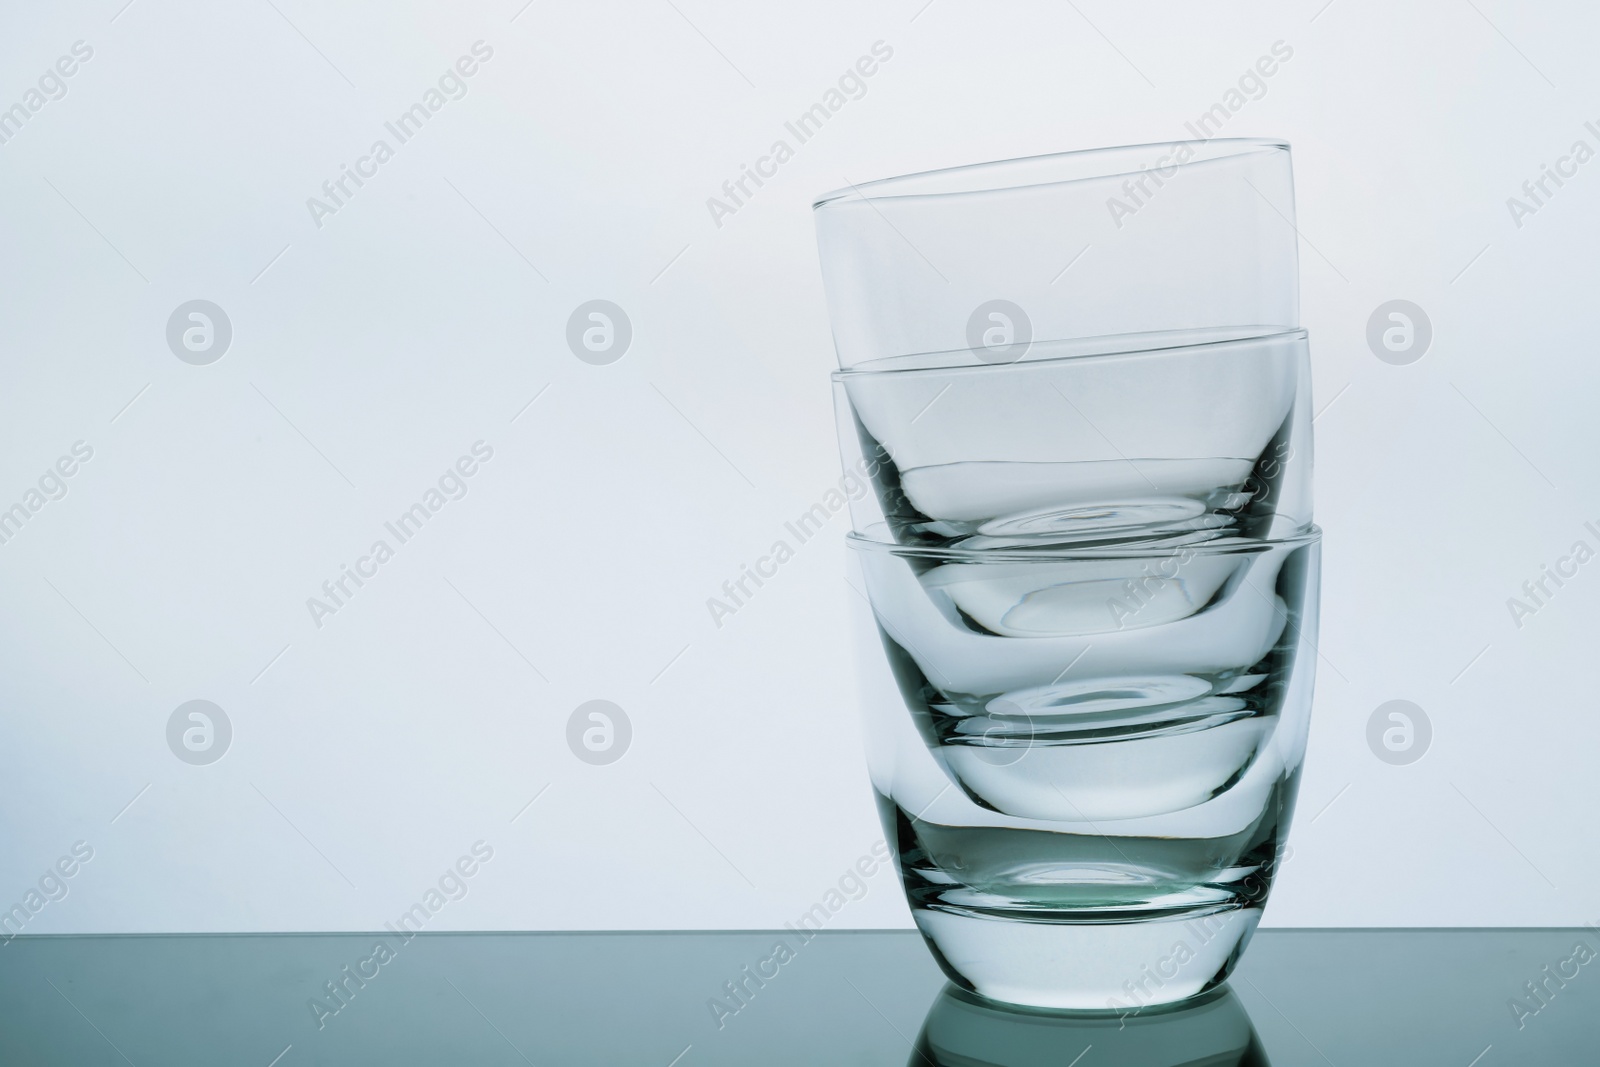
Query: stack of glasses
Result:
<box><xmin>812</xmin><ymin>140</ymin><xmax>1321</xmax><ymax>1011</ymax></box>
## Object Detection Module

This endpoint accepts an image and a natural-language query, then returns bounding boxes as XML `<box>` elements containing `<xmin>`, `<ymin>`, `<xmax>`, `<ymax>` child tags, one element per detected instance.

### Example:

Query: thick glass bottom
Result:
<box><xmin>879</xmin><ymin>786</ymin><xmax>1287</xmax><ymax>1010</ymax></box>
<box><xmin>914</xmin><ymin>903</ymin><xmax>1260</xmax><ymax>1010</ymax></box>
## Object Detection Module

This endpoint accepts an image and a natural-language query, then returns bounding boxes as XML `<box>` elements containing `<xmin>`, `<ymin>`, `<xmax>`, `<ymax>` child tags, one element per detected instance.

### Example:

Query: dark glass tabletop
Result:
<box><xmin>0</xmin><ymin>928</ymin><xmax>1591</xmax><ymax>1064</ymax></box>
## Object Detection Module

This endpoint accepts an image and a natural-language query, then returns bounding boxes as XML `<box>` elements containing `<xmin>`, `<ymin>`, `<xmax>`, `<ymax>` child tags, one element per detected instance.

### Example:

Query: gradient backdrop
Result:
<box><xmin>0</xmin><ymin>0</ymin><xmax>1594</xmax><ymax>932</ymax></box>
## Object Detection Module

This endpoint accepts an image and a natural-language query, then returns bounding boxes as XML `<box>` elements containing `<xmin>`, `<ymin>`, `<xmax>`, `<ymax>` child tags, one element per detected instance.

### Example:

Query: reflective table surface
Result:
<box><xmin>1</xmin><ymin>929</ymin><xmax>1593</xmax><ymax>1064</ymax></box>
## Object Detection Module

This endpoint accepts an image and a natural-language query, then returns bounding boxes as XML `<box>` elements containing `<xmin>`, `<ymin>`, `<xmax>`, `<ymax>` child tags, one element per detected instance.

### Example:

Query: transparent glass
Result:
<box><xmin>848</xmin><ymin>529</ymin><xmax>1320</xmax><ymax>1010</ymax></box>
<box><xmin>813</xmin><ymin>139</ymin><xmax>1300</xmax><ymax>370</ymax></box>
<box><xmin>833</xmin><ymin>328</ymin><xmax>1312</xmax><ymax>548</ymax></box>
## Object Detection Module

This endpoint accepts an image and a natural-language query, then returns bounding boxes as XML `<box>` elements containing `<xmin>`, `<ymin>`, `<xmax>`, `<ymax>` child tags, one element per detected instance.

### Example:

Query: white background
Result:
<box><xmin>1</xmin><ymin>0</ymin><xmax>1596</xmax><ymax>932</ymax></box>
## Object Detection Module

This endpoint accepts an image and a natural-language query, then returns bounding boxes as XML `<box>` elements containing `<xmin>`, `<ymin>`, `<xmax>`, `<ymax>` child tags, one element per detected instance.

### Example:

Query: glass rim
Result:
<box><xmin>813</xmin><ymin>137</ymin><xmax>1290</xmax><ymax>209</ymax></box>
<box><xmin>846</xmin><ymin>525</ymin><xmax>1321</xmax><ymax>562</ymax></box>
<box><xmin>830</xmin><ymin>326</ymin><xmax>1308</xmax><ymax>380</ymax></box>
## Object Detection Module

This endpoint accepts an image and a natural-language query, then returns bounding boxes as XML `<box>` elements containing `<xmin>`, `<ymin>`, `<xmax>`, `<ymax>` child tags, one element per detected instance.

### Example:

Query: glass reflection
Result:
<box><xmin>910</xmin><ymin>983</ymin><xmax>1268</xmax><ymax>1067</ymax></box>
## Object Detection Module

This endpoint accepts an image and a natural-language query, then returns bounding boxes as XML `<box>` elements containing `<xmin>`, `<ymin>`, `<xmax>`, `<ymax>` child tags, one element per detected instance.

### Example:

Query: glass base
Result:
<box><xmin>914</xmin><ymin>904</ymin><xmax>1260</xmax><ymax>1011</ymax></box>
<box><xmin>878</xmin><ymin>783</ymin><xmax>1287</xmax><ymax>1012</ymax></box>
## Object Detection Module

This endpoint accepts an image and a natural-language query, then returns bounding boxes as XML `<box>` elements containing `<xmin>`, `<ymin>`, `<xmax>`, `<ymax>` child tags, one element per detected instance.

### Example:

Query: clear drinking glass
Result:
<box><xmin>833</xmin><ymin>328</ymin><xmax>1312</xmax><ymax>548</ymax></box>
<box><xmin>848</xmin><ymin>528</ymin><xmax>1320</xmax><ymax>1010</ymax></box>
<box><xmin>813</xmin><ymin>139</ymin><xmax>1299</xmax><ymax>370</ymax></box>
